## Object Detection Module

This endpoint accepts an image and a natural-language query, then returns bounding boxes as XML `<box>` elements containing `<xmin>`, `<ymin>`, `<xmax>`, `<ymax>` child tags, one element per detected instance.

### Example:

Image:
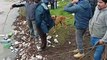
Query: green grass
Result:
<box><xmin>50</xmin><ymin>1</ymin><xmax>74</xmax><ymax>26</ymax></box>
<box><xmin>49</xmin><ymin>1</ymin><xmax>75</xmax><ymax>45</ymax></box>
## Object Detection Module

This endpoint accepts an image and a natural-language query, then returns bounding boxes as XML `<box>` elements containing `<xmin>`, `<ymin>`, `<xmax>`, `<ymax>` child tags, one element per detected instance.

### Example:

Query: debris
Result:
<box><xmin>52</xmin><ymin>45</ymin><xmax>55</xmax><ymax>47</ymax></box>
<box><xmin>47</xmin><ymin>35</ymin><xmax>52</xmax><ymax>40</ymax></box>
<box><xmin>36</xmin><ymin>54</ymin><xmax>43</xmax><ymax>60</ymax></box>
<box><xmin>12</xmin><ymin>16</ymin><xmax>38</xmax><ymax>60</ymax></box>
<box><xmin>14</xmin><ymin>41</ymin><xmax>20</xmax><ymax>45</ymax></box>
<box><xmin>55</xmin><ymin>35</ymin><xmax>58</xmax><ymax>37</ymax></box>
<box><xmin>0</xmin><ymin>39</ymin><xmax>11</xmax><ymax>43</ymax></box>
<box><xmin>3</xmin><ymin>57</ymin><xmax>11</xmax><ymax>60</ymax></box>
<box><xmin>3</xmin><ymin>42</ymin><xmax>11</xmax><ymax>49</ymax></box>
<box><xmin>69</xmin><ymin>41</ymin><xmax>71</xmax><ymax>44</ymax></box>
<box><xmin>54</xmin><ymin>38</ymin><xmax>58</xmax><ymax>43</ymax></box>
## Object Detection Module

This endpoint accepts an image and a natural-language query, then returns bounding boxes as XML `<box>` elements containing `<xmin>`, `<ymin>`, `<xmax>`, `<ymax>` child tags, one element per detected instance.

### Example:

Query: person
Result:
<box><xmin>64</xmin><ymin>0</ymin><xmax>92</xmax><ymax>58</ymax></box>
<box><xmin>89</xmin><ymin>0</ymin><xmax>98</xmax><ymax>15</ymax></box>
<box><xmin>34</xmin><ymin>0</ymin><xmax>54</xmax><ymax>51</ymax></box>
<box><xmin>89</xmin><ymin>0</ymin><xmax>107</xmax><ymax>60</ymax></box>
<box><xmin>11</xmin><ymin>0</ymin><xmax>38</xmax><ymax>37</ymax></box>
<box><xmin>42</xmin><ymin>0</ymin><xmax>49</xmax><ymax>5</ymax></box>
<box><xmin>50</xmin><ymin>0</ymin><xmax>54</xmax><ymax>9</ymax></box>
<box><xmin>54</xmin><ymin>0</ymin><xmax>57</xmax><ymax>9</ymax></box>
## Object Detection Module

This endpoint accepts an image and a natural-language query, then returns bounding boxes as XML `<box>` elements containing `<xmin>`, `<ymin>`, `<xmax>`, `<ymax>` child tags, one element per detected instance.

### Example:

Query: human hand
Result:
<box><xmin>98</xmin><ymin>40</ymin><xmax>104</xmax><ymax>45</ymax></box>
<box><xmin>71</xmin><ymin>0</ymin><xmax>79</xmax><ymax>4</ymax></box>
<box><xmin>10</xmin><ymin>7</ymin><xmax>13</xmax><ymax>10</ymax></box>
<box><xmin>10</xmin><ymin>4</ymin><xmax>16</xmax><ymax>10</ymax></box>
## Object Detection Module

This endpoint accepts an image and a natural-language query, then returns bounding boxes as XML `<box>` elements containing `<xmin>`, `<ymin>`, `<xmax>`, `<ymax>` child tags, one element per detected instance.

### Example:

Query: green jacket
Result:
<box><xmin>35</xmin><ymin>2</ymin><xmax>54</xmax><ymax>33</ymax></box>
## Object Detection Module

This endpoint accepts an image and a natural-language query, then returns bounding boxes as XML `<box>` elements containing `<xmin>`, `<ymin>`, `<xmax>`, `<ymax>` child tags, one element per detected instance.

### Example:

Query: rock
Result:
<box><xmin>54</xmin><ymin>39</ymin><xmax>58</xmax><ymax>43</ymax></box>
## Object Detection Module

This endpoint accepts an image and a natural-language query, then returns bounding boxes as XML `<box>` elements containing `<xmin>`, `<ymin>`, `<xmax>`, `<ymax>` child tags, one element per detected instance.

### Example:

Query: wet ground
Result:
<box><xmin>1</xmin><ymin>0</ymin><xmax>107</xmax><ymax>60</ymax></box>
<box><xmin>0</xmin><ymin>0</ymin><xmax>18</xmax><ymax>59</ymax></box>
<box><xmin>39</xmin><ymin>26</ymin><xmax>93</xmax><ymax>60</ymax></box>
<box><xmin>12</xmin><ymin>15</ymin><xmax>94</xmax><ymax>60</ymax></box>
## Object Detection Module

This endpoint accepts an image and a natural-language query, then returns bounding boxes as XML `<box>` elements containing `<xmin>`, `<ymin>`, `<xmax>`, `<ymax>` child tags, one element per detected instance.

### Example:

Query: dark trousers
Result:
<box><xmin>27</xmin><ymin>20</ymin><xmax>38</xmax><ymax>37</ymax></box>
<box><xmin>50</xmin><ymin>2</ymin><xmax>54</xmax><ymax>9</ymax></box>
<box><xmin>36</xmin><ymin>26</ymin><xmax>47</xmax><ymax>49</ymax></box>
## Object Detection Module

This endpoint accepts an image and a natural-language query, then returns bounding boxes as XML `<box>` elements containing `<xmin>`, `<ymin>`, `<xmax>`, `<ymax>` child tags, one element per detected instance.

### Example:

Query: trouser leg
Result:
<box><xmin>36</xmin><ymin>27</ymin><xmax>47</xmax><ymax>49</ymax></box>
<box><xmin>75</xmin><ymin>29</ymin><xmax>86</xmax><ymax>53</ymax></box>
<box><xmin>26</xmin><ymin>20</ymin><xmax>34</xmax><ymax>36</ymax></box>
<box><xmin>90</xmin><ymin>37</ymin><xmax>104</xmax><ymax>60</ymax></box>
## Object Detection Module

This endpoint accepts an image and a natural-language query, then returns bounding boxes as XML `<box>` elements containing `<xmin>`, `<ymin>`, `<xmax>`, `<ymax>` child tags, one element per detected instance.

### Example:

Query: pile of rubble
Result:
<box><xmin>12</xmin><ymin>16</ymin><xmax>42</xmax><ymax>60</ymax></box>
<box><xmin>11</xmin><ymin>15</ymin><xmax>60</xmax><ymax>60</ymax></box>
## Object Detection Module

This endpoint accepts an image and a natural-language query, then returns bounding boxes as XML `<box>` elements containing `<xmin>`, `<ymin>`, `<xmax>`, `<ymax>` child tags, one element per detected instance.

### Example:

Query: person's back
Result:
<box><xmin>25</xmin><ymin>2</ymin><xmax>37</xmax><ymax>20</ymax></box>
<box><xmin>42</xmin><ymin>0</ymin><xmax>49</xmax><ymax>5</ymax></box>
<box><xmin>64</xmin><ymin>0</ymin><xmax>92</xmax><ymax>58</ymax></box>
<box><xmin>34</xmin><ymin>0</ymin><xmax>54</xmax><ymax>51</ymax></box>
<box><xmin>12</xmin><ymin>0</ymin><xmax>37</xmax><ymax>20</ymax></box>
<box><xmin>35</xmin><ymin>2</ymin><xmax>54</xmax><ymax>33</ymax></box>
<box><xmin>64</xmin><ymin>0</ymin><xmax>92</xmax><ymax>29</ymax></box>
<box><xmin>11</xmin><ymin>0</ymin><xmax>37</xmax><ymax>36</ymax></box>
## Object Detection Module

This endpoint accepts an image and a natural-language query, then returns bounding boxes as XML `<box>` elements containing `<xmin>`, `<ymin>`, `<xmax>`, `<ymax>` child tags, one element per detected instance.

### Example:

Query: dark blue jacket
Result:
<box><xmin>64</xmin><ymin>0</ymin><xmax>92</xmax><ymax>30</ymax></box>
<box><xmin>42</xmin><ymin>0</ymin><xmax>49</xmax><ymax>3</ymax></box>
<box><xmin>89</xmin><ymin>0</ymin><xmax>97</xmax><ymax>15</ymax></box>
<box><xmin>35</xmin><ymin>2</ymin><xmax>54</xmax><ymax>33</ymax></box>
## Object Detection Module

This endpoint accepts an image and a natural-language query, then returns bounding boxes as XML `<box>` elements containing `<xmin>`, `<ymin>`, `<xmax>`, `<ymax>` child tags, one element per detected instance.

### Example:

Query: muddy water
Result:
<box><xmin>0</xmin><ymin>0</ymin><xmax>19</xmax><ymax>34</ymax></box>
<box><xmin>0</xmin><ymin>0</ymin><xmax>19</xmax><ymax>59</ymax></box>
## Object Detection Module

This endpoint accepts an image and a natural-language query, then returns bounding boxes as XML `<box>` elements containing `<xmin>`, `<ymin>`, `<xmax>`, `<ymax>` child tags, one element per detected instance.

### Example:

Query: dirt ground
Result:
<box><xmin>13</xmin><ymin>15</ymin><xmax>107</xmax><ymax>60</ymax></box>
<box><xmin>40</xmin><ymin>25</ymin><xmax>93</xmax><ymax>60</ymax></box>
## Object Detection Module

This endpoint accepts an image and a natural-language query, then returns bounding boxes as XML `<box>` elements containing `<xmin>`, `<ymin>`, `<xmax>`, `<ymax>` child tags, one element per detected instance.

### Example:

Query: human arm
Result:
<box><xmin>64</xmin><ymin>0</ymin><xmax>81</xmax><ymax>13</ymax></box>
<box><xmin>99</xmin><ymin>14</ymin><xmax>107</xmax><ymax>44</ymax></box>
<box><xmin>35</xmin><ymin>6</ymin><xmax>44</xmax><ymax>26</ymax></box>
<box><xmin>11</xmin><ymin>4</ymin><xmax>25</xmax><ymax>9</ymax></box>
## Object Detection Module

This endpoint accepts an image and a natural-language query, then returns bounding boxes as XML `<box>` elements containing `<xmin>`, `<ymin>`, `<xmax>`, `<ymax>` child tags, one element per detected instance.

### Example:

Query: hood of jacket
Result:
<box><xmin>77</xmin><ymin>0</ymin><xmax>90</xmax><ymax>9</ymax></box>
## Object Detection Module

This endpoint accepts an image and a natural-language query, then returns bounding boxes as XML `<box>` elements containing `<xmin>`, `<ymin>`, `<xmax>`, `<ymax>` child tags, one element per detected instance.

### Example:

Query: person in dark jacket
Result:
<box><xmin>89</xmin><ymin>0</ymin><xmax>97</xmax><ymax>15</ymax></box>
<box><xmin>34</xmin><ymin>0</ymin><xmax>54</xmax><ymax>51</ymax></box>
<box><xmin>54</xmin><ymin>0</ymin><xmax>57</xmax><ymax>9</ymax></box>
<box><xmin>11</xmin><ymin>0</ymin><xmax>37</xmax><ymax>37</ymax></box>
<box><xmin>50</xmin><ymin>0</ymin><xmax>54</xmax><ymax>9</ymax></box>
<box><xmin>64</xmin><ymin>0</ymin><xmax>92</xmax><ymax>58</ymax></box>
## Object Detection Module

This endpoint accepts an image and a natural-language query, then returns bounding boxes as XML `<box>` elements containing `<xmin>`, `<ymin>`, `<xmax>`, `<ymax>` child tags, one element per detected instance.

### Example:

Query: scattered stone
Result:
<box><xmin>54</xmin><ymin>38</ymin><xmax>58</xmax><ymax>43</ymax></box>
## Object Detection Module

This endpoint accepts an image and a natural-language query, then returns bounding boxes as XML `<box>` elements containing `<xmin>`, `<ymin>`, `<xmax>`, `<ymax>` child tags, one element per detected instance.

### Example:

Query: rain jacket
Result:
<box><xmin>42</xmin><ymin>0</ymin><xmax>49</xmax><ymax>3</ymax></box>
<box><xmin>35</xmin><ymin>2</ymin><xmax>55</xmax><ymax>33</ymax></box>
<box><xmin>64</xmin><ymin>0</ymin><xmax>92</xmax><ymax>30</ymax></box>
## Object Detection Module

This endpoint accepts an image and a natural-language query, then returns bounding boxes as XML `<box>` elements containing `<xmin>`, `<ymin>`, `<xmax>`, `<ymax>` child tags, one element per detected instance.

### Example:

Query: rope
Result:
<box><xmin>79</xmin><ymin>42</ymin><xmax>98</xmax><ymax>60</ymax></box>
<box><xmin>2</xmin><ymin>9</ymin><xmax>12</xmax><ymax>34</ymax></box>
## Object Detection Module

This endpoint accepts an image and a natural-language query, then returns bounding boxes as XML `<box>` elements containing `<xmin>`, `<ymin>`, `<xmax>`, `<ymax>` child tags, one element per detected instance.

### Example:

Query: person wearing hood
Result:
<box><xmin>64</xmin><ymin>0</ymin><xmax>92</xmax><ymax>58</ymax></box>
<box><xmin>34</xmin><ymin>0</ymin><xmax>54</xmax><ymax>51</ymax></box>
<box><xmin>41</xmin><ymin>0</ymin><xmax>49</xmax><ymax>5</ymax></box>
<box><xmin>89</xmin><ymin>0</ymin><xmax>107</xmax><ymax>60</ymax></box>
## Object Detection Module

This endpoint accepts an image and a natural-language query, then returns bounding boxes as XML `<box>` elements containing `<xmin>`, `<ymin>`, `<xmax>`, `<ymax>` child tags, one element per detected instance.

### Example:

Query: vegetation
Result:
<box><xmin>50</xmin><ymin>1</ymin><xmax>74</xmax><ymax>26</ymax></box>
<box><xmin>49</xmin><ymin>1</ymin><xmax>75</xmax><ymax>45</ymax></box>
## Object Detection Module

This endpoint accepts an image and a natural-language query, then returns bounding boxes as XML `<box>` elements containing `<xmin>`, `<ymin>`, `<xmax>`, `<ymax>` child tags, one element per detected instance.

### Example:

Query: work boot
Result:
<box><xmin>74</xmin><ymin>52</ymin><xmax>84</xmax><ymax>58</ymax></box>
<box><xmin>72</xmin><ymin>49</ymin><xmax>79</xmax><ymax>53</ymax></box>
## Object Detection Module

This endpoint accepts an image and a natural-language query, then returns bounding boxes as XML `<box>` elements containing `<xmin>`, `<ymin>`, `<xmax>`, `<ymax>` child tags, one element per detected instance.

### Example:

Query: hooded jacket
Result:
<box><xmin>35</xmin><ymin>2</ymin><xmax>54</xmax><ymax>33</ymax></box>
<box><xmin>64</xmin><ymin>0</ymin><xmax>92</xmax><ymax>30</ymax></box>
